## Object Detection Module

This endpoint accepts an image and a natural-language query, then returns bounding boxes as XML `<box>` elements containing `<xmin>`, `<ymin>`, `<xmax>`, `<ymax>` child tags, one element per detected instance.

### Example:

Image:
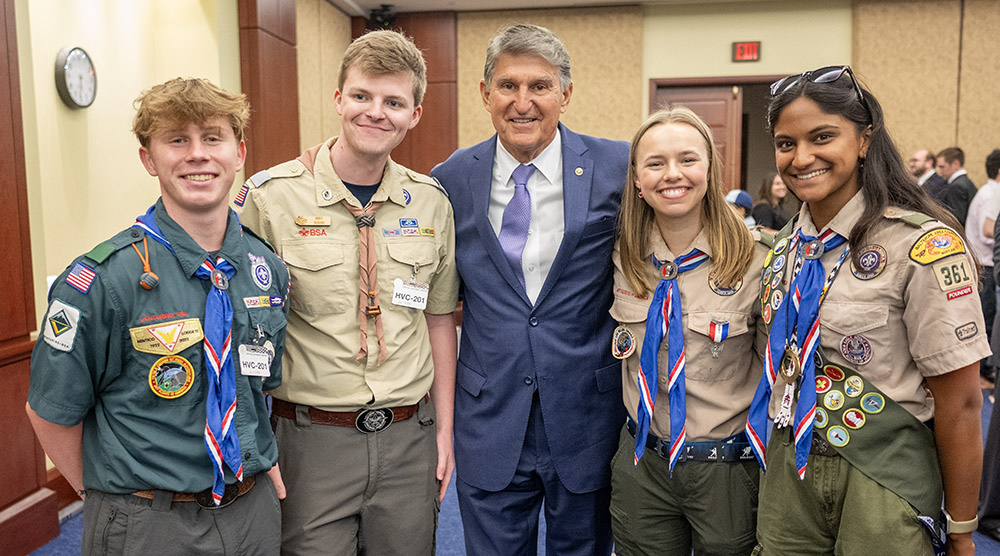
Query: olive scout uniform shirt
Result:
<box><xmin>28</xmin><ymin>200</ymin><xmax>290</xmax><ymax>494</ymax></box>
<box><xmin>611</xmin><ymin>229</ymin><xmax>769</xmax><ymax>441</ymax></box>
<box><xmin>765</xmin><ymin>192</ymin><xmax>991</xmax><ymax>420</ymax></box>
<box><xmin>234</xmin><ymin>137</ymin><xmax>459</xmax><ymax>410</ymax></box>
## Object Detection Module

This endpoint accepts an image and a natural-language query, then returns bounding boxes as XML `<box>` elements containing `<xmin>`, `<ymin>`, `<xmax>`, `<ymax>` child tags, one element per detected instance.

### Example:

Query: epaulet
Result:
<box><xmin>245</xmin><ymin>160</ymin><xmax>307</xmax><ymax>189</ymax></box>
<box><xmin>242</xmin><ymin>225</ymin><xmax>277</xmax><ymax>255</ymax></box>
<box><xmin>753</xmin><ymin>227</ymin><xmax>775</xmax><ymax>248</ymax></box>
<box><xmin>84</xmin><ymin>227</ymin><xmax>145</xmax><ymax>266</ymax></box>
<box><xmin>405</xmin><ymin>168</ymin><xmax>449</xmax><ymax>199</ymax></box>
<box><xmin>884</xmin><ymin>207</ymin><xmax>934</xmax><ymax>228</ymax></box>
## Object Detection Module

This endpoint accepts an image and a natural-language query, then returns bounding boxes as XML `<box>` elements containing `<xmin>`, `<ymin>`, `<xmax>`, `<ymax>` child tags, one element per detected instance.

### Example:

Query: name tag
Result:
<box><xmin>392</xmin><ymin>278</ymin><xmax>428</xmax><ymax>310</ymax></box>
<box><xmin>238</xmin><ymin>344</ymin><xmax>272</xmax><ymax>377</ymax></box>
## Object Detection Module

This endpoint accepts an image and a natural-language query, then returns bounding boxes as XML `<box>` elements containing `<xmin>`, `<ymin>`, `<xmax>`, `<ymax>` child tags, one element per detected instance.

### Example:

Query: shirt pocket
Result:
<box><xmin>246</xmin><ymin>307</ymin><xmax>287</xmax><ymax>391</ymax></box>
<box><xmin>281</xmin><ymin>241</ymin><xmax>349</xmax><ymax>315</ymax></box>
<box><xmin>378</xmin><ymin>240</ymin><xmax>441</xmax><ymax>308</ymax></box>
<box><xmin>685</xmin><ymin>310</ymin><xmax>752</xmax><ymax>381</ymax></box>
<box><xmin>820</xmin><ymin>301</ymin><xmax>890</xmax><ymax>378</ymax></box>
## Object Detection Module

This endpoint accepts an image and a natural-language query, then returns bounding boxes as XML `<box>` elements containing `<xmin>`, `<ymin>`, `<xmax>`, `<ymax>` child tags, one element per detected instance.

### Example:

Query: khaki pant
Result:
<box><xmin>274</xmin><ymin>398</ymin><xmax>439</xmax><ymax>556</ymax></box>
<box><xmin>610</xmin><ymin>425</ymin><xmax>759</xmax><ymax>556</ymax></box>
<box><xmin>755</xmin><ymin>427</ymin><xmax>932</xmax><ymax>555</ymax></box>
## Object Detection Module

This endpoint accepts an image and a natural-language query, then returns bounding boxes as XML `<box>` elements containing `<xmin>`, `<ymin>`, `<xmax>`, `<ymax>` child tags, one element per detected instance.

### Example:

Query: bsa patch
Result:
<box><xmin>249</xmin><ymin>253</ymin><xmax>272</xmax><ymax>291</ymax></box>
<box><xmin>933</xmin><ymin>258</ymin><xmax>973</xmax><ymax>292</ymax></box>
<box><xmin>955</xmin><ymin>322</ymin><xmax>978</xmax><ymax>341</ymax></box>
<box><xmin>66</xmin><ymin>261</ymin><xmax>97</xmax><ymax>294</ymax></box>
<box><xmin>909</xmin><ymin>229</ymin><xmax>965</xmax><ymax>265</ymax></box>
<box><xmin>840</xmin><ymin>334</ymin><xmax>872</xmax><ymax>366</ymax></box>
<box><xmin>826</xmin><ymin>426</ymin><xmax>850</xmax><ymax>447</ymax></box>
<box><xmin>611</xmin><ymin>325</ymin><xmax>636</xmax><ymax>359</ymax></box>
<box><xmin>815</xmin><ymin>375</ymin><xmax>832</xmax><ymax>394</ymax></box>
<box><xmin>844</xmin><ymin>375</ymin><xmax>864</xmax><ymax>398</ymax></box>
<box><xmin>708</xmin><ymin>271</ymin><xmax>742</xmax><ymax>296</ymax></box>
<box><xmin>814</xmin><ymin>407</ymin><xmax>829</xmax><ymax>429</ymax></box>
<box><xmin>824</xmin><ymin>390</ymin><xmax>845</xmax><ymax>411</ymax></box>
<box><xmin>774</xmin><ymin>238</ymin><xmax>788</xmax><ymax>255</ymax></box>
<box><xmin>419</xmin><ymin>227</ymin><xmax>435</xmax><ymax>237</ymax></box>
<box><xmin>861</xmin><ymin>392</ymin><xmax>885</xmax><ymax>414</ymax></box>
<box><xmin>130</xmin><ymin>318</ymin><xmax>204</xmax><ymax>355</ymax></box>
<box><xmin>298</xmin><ymin>228</ymin><xmax>327</xmax><ymax>237</ymax></box>
<box><xmin>851</xmin><ymin>245</ymin><xmax>887</xmax><ymax>280</ymax></box>
<box><xmin>43</xmin><ymin>299</ymin><xmax>81</xmax><ymax>352</ymax></box>
<box><xmin>402</xmin><ymin>189</ymin><xmax>412</xmax><ymax>205</ymax></box>
<box><xmin>843</xmin><ymin>409</ymin><xmax>866</xmax><ymax>429</ymax></box>
<box><xmin>383</xmin><ymin>228</ymin><xmax>401</xmax><ymax>237</ymax></box>
<box><xmin>149</xmin><ymin>355</ymin><xmax>194</xmax><ymax>399</ymax></box>
<box><xmin>824</xmin><ymin>365</ymin><xmax>845</xmax><ymax>381</ymax></box>
<box><xmin>946</xmin><ymin>285</ymin><xmax>974</xmax><ymax>301</ymax></box>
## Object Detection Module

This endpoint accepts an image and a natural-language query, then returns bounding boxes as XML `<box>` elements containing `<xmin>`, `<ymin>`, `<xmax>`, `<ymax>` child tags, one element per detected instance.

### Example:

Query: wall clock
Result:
<box><xmin>55</xmin><ymin>47</ymin><xmax>97</xmax><ymax>109</ymax></box>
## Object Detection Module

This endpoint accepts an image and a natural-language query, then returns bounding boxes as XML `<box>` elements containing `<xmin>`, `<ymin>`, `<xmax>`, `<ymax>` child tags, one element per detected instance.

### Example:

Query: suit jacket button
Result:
<box><xmin>524</xmin><ymin>376</ymin><xmax>534</xmax><ymax>385</ymax></box>
<box><xmin>529</xmin><ymin>317</ymin><xmax>538</xmax><ymax>327</ymax></box>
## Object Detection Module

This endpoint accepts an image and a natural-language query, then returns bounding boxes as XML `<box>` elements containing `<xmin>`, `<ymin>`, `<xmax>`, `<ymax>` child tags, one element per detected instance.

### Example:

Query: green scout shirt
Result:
<box><xmin>28</xmin><ymin>199</ymin><xmax>289</xmax><ymax>494</ymax></box>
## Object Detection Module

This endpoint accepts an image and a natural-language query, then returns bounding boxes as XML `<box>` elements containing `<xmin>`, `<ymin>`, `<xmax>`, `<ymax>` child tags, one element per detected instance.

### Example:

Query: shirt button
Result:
<box><xmin>524</xmin><ymin>376</ymin><xmax>534</xmax><ymax>385</ymax></box>
<box><xmin>130</xmin><ymin>229</ymin><xmax>140</xmax><ymax>238</ymax></box>
<box><xmin>243</xmin><ymin>451</ymin><xmax>252</xmax><ymax>461</ymax></box>
<box><xmin>529</xmin><ymin>317</ymin><xmax>538</xmax><ymax>326</ymax></box>
<box><xmin>528</xmin><ymin>264</ymin><xmax>535</xmax><ymax>272</ymax></box>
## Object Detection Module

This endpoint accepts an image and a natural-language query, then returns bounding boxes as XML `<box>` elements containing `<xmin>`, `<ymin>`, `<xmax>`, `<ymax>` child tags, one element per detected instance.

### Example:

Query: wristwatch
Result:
<box><xmin>944</xmin><ymin>509</ymin><xmax>978</xmax><ymax>534</ymax></box>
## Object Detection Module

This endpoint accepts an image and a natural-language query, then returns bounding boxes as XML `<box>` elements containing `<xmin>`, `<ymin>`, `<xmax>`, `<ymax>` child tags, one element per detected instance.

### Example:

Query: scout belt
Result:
<box><xmin>271</xmin><ymin>397</ymin><xmax>419</xmax><ymax>433</ymax></box>
<box><xmin>132</xmin><ymin>475</ymin><xmax>255</xmax><ymax>510</ymax></box>
<box><xmin>626</xmin><ymin>417</ymin><xmax>755</xmax><ymax>463</ymax></box>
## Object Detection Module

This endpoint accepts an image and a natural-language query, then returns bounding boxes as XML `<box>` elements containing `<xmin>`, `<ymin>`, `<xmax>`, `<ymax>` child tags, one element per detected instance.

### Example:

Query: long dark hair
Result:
<box><xmin>766</xmin><ymin>72</ymin><xmax>963</xmax><ymax>267</ymax></box>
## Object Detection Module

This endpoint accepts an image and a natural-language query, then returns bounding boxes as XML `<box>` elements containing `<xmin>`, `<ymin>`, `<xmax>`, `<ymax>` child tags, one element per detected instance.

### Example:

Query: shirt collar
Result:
<box><xmin>948</xmin><ymin>168</ymin><xmax>968</xmax><ymax>184</ymax></box>
<box><xmin>645</xmin><ymin>226</ymin><xmax>713</xmax><ymax>261</ymax></box>
<box><xmin>314</xmin><ymin>137</ymin><xmax>408</xmax><ymax>208</ymax></box>
<box><xmin>152</xmin><ymin>198</ymin><xmax>244</xmax><ymax>278</ymax></box>
<box><xmin>495</xmin><ymin>128</ymin><xmax>562</xmax><ymax>185</ymax></box>
<box><xmin>796</xmin><ymin>189</ymin><xmax>864</xmax><ymax>238</ymax></box>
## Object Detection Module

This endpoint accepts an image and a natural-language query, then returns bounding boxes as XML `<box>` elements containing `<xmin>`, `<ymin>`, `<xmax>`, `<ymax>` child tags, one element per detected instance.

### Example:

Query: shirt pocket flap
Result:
<box><xmin>281</xmin><ymin>242</ymin><xmax>344</xmax><ymax>271</ymax></box>
<box><xmin>386</xmin><ymin>241</ymin><xmax>439</xmax><ymax>267</ymax></box>
<box><xmin>822</xmin><ymin>301</ymin><xmax>889</xmax><ymax>335</ymax></box>
<box><xmin>610</xmin><ymin>297</ymin><xmax>649</xmax><ymax>324</ymax></box>
<box><xmin>685</xmin><ymin>310</ymin><xmax>751</xmax><ymax>338</ymax></box>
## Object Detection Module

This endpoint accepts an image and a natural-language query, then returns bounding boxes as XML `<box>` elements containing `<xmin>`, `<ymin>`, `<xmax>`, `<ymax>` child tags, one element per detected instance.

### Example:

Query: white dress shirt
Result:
<box><xmin>967</xmin><ymin>179</ymin><xmax>1000</xmax><ymax>266</ymax></box>
<box><xmin>948</xmin><ymin>168</ymin><xmax>968</xmax><ymax>184</ymax></box>
<box><xmin>488</xmin><ymin>131</ymin><xmax>565</xmax><ymax>304</ymax></box>
<box><xmin>917</xmin><ymin>169</ymin><xmax>935</xmax><ymax>186</ymax></box>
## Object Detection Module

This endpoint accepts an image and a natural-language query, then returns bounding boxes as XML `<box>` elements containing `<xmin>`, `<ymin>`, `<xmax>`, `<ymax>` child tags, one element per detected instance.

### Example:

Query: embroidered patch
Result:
<box><xmin>771</xmin><ymin>271</ymin><xmax>782</xmax><ymax>289</ymax></box>
<box><xmin>43</xmin><ymin>299</ymin><xmax>81</xmax><ymax>352</ymax></box>
<box><xmin>773</xmin><ymin>238</ymin><xmax>788</xmax><ymax>255</ymax></box>
<box><xmin>403</xmin><ymin>189</ymin><xmax>412</xmax><ymax>205</ymax></box>
<box><xmin>383</xmin><ymin>228</ymin><xmax>401</xmax><ymax>237</ymax></box>
<box><xmin>298</xmin><ymin>228</ymin><xmax>328</xmax><ymax>237</ymax></box>
<box><xmin>249</xmin><ymin>252</ymin><xmax>272</xmax><ymax>291</ymax></box>
<box><xmin>708</xmin><ymin>271</ymin><xmax>742</xmax><ymax>296</ymax></box>
<box><xmin>824</xmin><ymin>365</ymin><xmax>845</xmax><ymax>381</ymax></box>
<box><xmin>851</xmin><ymin>244</ymin><xmax>887</xmax><ymax>280</ymax></box>
<box><xmin>840</xmin><ymin>334</ymin><xmax>872</xmax><ymax>366</ymax></box>
<box><xmin>419</xmin><ymin>227</ymin><xmax>435</xmax><ymax>237</ymax></box>
<box><xmin>771</xmin><ymin>254</ymin><xmax>786</xmax><ymax>273</ymax></box>
<box><xmin>909</xmin><ymin>229</ymin><xmax>965</xmax><ymax>265</ymax></box>
<box><xmin>399</xmin><ymin>218</ymin><xmax>418</xmax><ymax>228</ymax></box>
<box><xmin>861</xmin><ymin>393</ymin><xmax>885</xmax><ymax>414</ymax></box>
<box><xmin>955</xmin><ymin>322</ymin><xmax>978</xmax><ymax>341</ymax></box>
<box><xmin>130</xmin><ymin>318</ymin><xmax>204</xmax><ymax>355</ymax></box>
<box><xmin>401</xmin><ymin>227</ymin><xmax>420</xmax><ymax>236</ymax></box>
<box><xmin>946</xmin><ymin>285</ymin><xmax>974</xmax><ymax>301</ymax></box>
<box><xmin>815</xmin><ymin>407</ymin><xmax>829</xmax><ymax>429</ymax></box>
<box><xmin>611</xmin><ymin>325</ymin><xmax>636</xmax><ymax>359</ymax></box>
<box><xmin>815</xmin><ymin>375</ymin><xmax>832</xmax><ymax>394</ymax></box>
<box><xmin>762</xmin><ymin>303</ymin><xmax>772</xmax><ymax>325</ymax></box>
<box><xmin>66</xmin><ymin>261</ymin><xmax>97</xmax><ymax>294</ymax></box>
<box><xmin>933</xmin><ymin>258</ymin><xmax>973</xmax><ymax>292</ymax></box>
<box><xmin>844</xmin><ymin>375</ymin><xmax>864</xmax><ymax>398</ymax></box>
<box><xmin>843</xmin><ymin>409</ymin><xmax>866</xmax><ymax>429</ymax></box>
<box><xmin>824</xmin><ymin>390</ymin><xmax>845</xmax><ymax>411</ymax></box>
<box><xmin>826</xmin><ymin>426</ymin><xmax>850</xmax><ymax>447</ymax></box>
<box><xmin>149</xmin><ymin>355</ymin><xmax>195</xmax><ymax>399</ymax></box>
<box><xmin>233</xmin><ymin>183</ymin><xmax>249</xmax><ymax>207</ymax></box>
<box><xmin>770</xmin><ymin>289</ymin><xmax>784</xmax><ymax>311</ymax></box>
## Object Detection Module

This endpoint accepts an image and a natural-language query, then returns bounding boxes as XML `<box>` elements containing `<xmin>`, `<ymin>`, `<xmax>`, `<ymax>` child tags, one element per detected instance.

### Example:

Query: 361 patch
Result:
<box><xmin>909</xmin><ymin>229</ymin><xmax>965</xmax><ymax>265</ymax></box>
<box><xmin>43</xmin><ymin>299</ymin><xmax>81</xmax><ymax>352</ymax></box>
<box><xmin>933</xmin><ymin>258</ymin><xmax>973</xmax><ymax>292</ymax></box>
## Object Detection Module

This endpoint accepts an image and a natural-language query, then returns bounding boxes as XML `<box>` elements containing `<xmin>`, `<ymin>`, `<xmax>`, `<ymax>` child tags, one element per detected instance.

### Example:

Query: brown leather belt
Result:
<box><xmin>132</xmin><ymin>475</ymin><xmax>255</xmax><ymax>509</ymax></box>
<box><xmin>271</xmin><ymin>397</ymin><xmax>419</xmax><ymax>433</ymax></box>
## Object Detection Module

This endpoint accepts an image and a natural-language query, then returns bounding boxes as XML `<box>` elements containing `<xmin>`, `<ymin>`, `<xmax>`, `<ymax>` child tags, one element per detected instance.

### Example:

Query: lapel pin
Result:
<box><xmin>574</xmin><ymin>167</ymin><xmax>583</xmax><ymax>176</ymax></box>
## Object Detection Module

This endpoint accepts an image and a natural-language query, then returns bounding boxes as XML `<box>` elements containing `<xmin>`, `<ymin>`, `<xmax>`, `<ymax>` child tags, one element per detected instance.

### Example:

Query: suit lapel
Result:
<box><xmin>471</xmin><ymin>137</ymin><xmax>532</xmax><ymax>305</ymax></box>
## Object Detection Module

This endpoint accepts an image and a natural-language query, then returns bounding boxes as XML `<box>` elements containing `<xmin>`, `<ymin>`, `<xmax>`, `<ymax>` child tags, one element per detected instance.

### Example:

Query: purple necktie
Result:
<box><xmin>498</xmin><ymin>163</ymin><xmax>536</xmax><ymax>287</ymax></box>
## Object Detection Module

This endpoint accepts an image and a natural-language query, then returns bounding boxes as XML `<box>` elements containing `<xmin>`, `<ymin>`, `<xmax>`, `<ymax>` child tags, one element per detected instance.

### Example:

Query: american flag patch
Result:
<box><xmin>234</xmin><ymin>183</ymin><xmax>249</xmax><ymax>207</ymax></box>
<box><xmin>66</xmin><ymin>262</ymin><xmax>96</xmax><ymax>293</ymax></box>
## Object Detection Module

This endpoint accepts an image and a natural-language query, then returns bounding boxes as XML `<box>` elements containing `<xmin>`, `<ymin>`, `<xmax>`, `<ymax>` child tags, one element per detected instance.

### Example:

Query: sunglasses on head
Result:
<box><xmin>770</xmin><ymin>65</ymin><xmax>866</xmax><ymax>108</ymax></box>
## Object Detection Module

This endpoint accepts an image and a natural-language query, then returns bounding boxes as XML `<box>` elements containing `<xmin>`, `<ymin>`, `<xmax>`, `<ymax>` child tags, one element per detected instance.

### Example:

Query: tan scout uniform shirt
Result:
<box><xmin>611</xmin><ymin>229</ymin><xmax>769</xmax><ymax>441</ymax></box>
<box><xmin>235</xmin><ymin>137</ymin><xmax>459</xmax><ymax>411</ymax></box>
<box><xmin>766</xmin><ymin>192</ymin><xmax>991</xmax><ymax>421</ymax></box>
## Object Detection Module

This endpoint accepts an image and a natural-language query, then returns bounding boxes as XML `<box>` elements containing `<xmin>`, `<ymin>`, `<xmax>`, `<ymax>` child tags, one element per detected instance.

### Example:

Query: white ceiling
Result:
<box><xmin>326</xmin><ymin>0</ymin><xmax>765</xmax><ymax>18</ymax></box>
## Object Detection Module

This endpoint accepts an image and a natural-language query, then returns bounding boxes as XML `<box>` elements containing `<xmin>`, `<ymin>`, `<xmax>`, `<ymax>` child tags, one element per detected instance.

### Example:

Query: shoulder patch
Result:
<box><xmin>85</xmin><ymin>227</ymin><xmax>145</xmax><ymax>265</ymax></box>
<box><xmin>43</xmin><ymin>298</ymin><xmax>81</xmax><ymax>352</ymax></box>
<box><xmin>248</xmin><ymin>169</ymin><xmax>271</xmax><ymax>188</ymax></box>
<box><xmin>909</xmin><ymin>228</ymin><xmax>966</xmax><ymax>265</ymax></box>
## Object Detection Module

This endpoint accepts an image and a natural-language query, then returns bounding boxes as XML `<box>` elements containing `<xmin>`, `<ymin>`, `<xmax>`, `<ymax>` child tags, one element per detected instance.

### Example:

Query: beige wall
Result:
<box><xmin>296</xmin><ymin>0</ymin><xmax>352</xmax><ymax>149</ymax></box>
<box><xmin>456</xmin><ymin>7</ymin><xmax>644</xmax><ymax>148</ymax></box>
<box><xmin>17</xmin><ymin>0</ymin><xmax>241</xmax><ymax>324</ymax></box>
<box><xmin>957</xmin><ymin>0</ymin><xmax>1000</xmax><ymax>185</ymax></box>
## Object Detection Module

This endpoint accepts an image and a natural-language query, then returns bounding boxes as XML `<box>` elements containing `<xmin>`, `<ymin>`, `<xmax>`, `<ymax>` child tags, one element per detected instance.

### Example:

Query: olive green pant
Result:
<box><xmin>755</xmin><ymin>427</ymin><xmax>932</xmax><ymax>555</ymax></box>
<box><xmin>610</xmin><ymin>425</ymin><xmax>760</xmax><ymax>556</ymax></box>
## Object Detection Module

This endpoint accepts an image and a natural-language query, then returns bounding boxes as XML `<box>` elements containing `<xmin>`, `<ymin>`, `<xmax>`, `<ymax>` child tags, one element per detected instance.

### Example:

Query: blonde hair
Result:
<box><xmin>132</xmin><ymin>78</ymin><xmax>249</xmax><ymax>148</ymax></box>
<box><xmin>339</xmin><ymin>30</ymin><xmax>427</xmax><ymax>106</ymax></box>
<box><xmin>618</xmin><ymin>107</ymin><xmax>754</xmax><ymax>297</ymax></box>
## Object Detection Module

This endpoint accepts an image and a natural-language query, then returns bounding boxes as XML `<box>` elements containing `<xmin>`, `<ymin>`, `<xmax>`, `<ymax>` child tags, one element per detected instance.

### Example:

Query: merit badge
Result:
<box><xmin>771</xmin><ymin>270</ymin><xmax>782</xmax><ymax>289</ymax></box>
<box><xmin>826</xmin><ymin>426</ymin><xmax>850</xmax><ymax>447</ymax></box>
<box><xmin>764</xmin><ymin>250</ymin><xmax>773</xmax><ymax>269</ymax></box>
<box><xmin>770</xmin><ymin>289</ymin><xmax>784</xmax><ymax>311</ymax></box>
<box><xmin>774</xmin><ymin>237</ymin><xmax>788</xmax><ymax>255</ymax></box>
<box><xmin>840</xmin><ymin>334</ymin><xmax>872</xmax><ymax>366</ymax></box>
<box><xmin>824</xmin><ymin>390</ymin><xmax>845</xmax><ymax>411</ymax></box>
<box><xmin>945</xmin><ymin>284</ymin><xmax>975</xmax><ymax>301</ymax></box>
<box><xmin>763</xmin><ymin>266</ymin><xmax>772</xmax><ymax>286</ymax></box>
<box><xmin>211</xmin><ymin>269</ymin><xmax>229</xmax><ymax>290</ymax></box>
<box><xmin>852</xmin><ymin>245</ymin><xmax>887</xmax><ymax>280</ymax></box>
<box><xmin>66</xmin><ymin>261</ymin><xmax>97</xmax><ymax>294</ymax></box>
<box><xmin>804</xmin><ymin>240</ymin><xmax>825</xmax><ymax>260</ymax></box>
<box><xmin>933</xmin><ymin>258</ymin><xmax>973</xmax><ymax>292</ymax></box>
<box><xmin>843</xmin><ymin>408</ymin><xmax>866</xmax><ymax>429</ymax></box>
<box><xmin>815</xmin><ymin>375</ymin><xmax>832</xmax><ymax>394</ymax></box>
<box><xmin>844</xmin><ymin>375</ymin><xmax>864</xmax><ymax>398</ymax></box>
<box><xmin>708</xmin><ymin>319</ymin><xmax>729</xmax><ymax>358</ymax></box>
<box><xmin>860</xmin><ymin>392</ymin><xmax>885</xmax><ymax>414</ymax></box>
<box><xmin>249</xmin><ymin>253</ymin><xmax>272</xmax><ymax>291</ymax></box>
<box><xmin>130</xmin><ymin>318</ymin><xmax>204</xmax><ymax>355</ymax></box>
<box><xmin>815</xmin><ymin>408</ymin><xmax>829</xmax><ymax>429</ymax></box>
<box><xmin>43</xmin><ymin>299</ymin><xmax>81</xmax><ymax>352</ymax></box>
<box><xmin>762</xmin><ymin>303</ymin><xmax>772</xmax><ymax>325</ymax></box>
<box><xmin>383</xmin><ymin>228</ymin><xmax>401</xmax><ymax>237</ymax></box>
<box><xmin>909</xmin><ymin>229</ymin><xmax>965</xmax><ymax>265</ymax></box>
<box><xmin>708</xmin><ymin>271</ymin><xmax>742</xmax><ymax>296</ymax></box>
<box><xmin>771</xmin><ymin>254</ymin><xmax>786</xmax><ymax>273</ymax></box>
<box><xmin>955</xmin><ymin>322</ymin><xmax>978</xmax><ymax>341</ymax></box>
<box><xmin>612</xmin><ymin>325</ymin><xmax>636</xmax><ymax>359</ymax></box>
<box><xmin>402</xmin><ymin>189</ymin><xmax>412</xmax><ymax>205</ymax></box>
<box><xmin>399</xmin><ymin>218</ymin><xmax>418</xmax><ymax>228</ymax></box>
<box><xmin>824</xmin><ymin>365</ymin><xmax>845</xmax><ymax>381</ymax></box>
<box><xmin>149</xmin><ymin>355</ymin><xmax>195</xmax><ymax>399</ymax></box>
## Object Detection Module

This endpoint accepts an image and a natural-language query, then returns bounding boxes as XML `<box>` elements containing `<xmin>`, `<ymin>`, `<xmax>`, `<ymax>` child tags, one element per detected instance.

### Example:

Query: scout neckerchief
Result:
<box><xmin>634</xmin><ymin>248</ymin><xmax>709</xmax><ymax>474</ymax></box>
<box><xmin>134</xmin><ymin>205</ymin><xmax>244</xmax><ymax>505</ymax></box>
<box><xmin>746</xmin><ymin>228</ymin><xmax>849</xmax><ymax>478</ymax></box>
<box><xmin>342</xmin><ymin>199</ymin><xmax>389</xmax><ymax>365</ymax></box>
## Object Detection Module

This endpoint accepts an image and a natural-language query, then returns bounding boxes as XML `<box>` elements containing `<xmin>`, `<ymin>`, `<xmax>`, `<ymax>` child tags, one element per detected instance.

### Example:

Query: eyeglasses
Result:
<box><xmin>770</xmin><ymin>65</ymin><xmax>866</xmax><ymax>108</ymax></box>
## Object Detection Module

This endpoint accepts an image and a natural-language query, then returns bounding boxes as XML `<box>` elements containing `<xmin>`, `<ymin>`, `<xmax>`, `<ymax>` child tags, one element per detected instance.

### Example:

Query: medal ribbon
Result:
<box><xmin>746</xmin><ymin>229</ymin><xmax>848</xmax><ymax>477</ymax></box>
<box><xmin>634</xmin><ymin>248</ymin><xmax>709</xmax><ymax>474</ymax></box>
<box><xmin>709</xmin><ymin>320</ymin><xmax>729</xmax><ymax>343</ymax></box>
<box><xmin>134</xmin><ymin>205</ymin><xmax>244</xmax><ymax>505</ymax></box>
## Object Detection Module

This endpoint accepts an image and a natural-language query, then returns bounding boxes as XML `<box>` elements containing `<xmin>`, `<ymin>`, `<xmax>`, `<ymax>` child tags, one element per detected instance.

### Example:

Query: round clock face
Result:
<box><xmin>55</xmin><ymin>47</ymin><xmax>97</xmax><ymax>108</ymax></box>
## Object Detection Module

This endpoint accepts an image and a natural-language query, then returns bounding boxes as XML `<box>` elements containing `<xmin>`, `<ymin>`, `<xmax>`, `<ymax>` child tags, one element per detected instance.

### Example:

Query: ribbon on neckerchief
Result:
<box><xmin>134</xmin><ymin>205</ymin><xmax>244</xmax><ymax>505</ymax></box>
<box><xmin>746</xmin><ymin>228</ymin><xmax>849</xmax><ymax>478</ymax></box>
<box><xmin>634</xmin><ymin>248</ymin><xmax>709</xmax><ymax>474</ymax></box>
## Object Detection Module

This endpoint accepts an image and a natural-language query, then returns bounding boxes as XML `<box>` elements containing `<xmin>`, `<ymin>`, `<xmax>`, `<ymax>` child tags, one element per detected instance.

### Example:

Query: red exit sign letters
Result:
<box><xmin>732</xmin><ymin>41</ymin><xmax>760</xmax><ymax>62</ymax></box>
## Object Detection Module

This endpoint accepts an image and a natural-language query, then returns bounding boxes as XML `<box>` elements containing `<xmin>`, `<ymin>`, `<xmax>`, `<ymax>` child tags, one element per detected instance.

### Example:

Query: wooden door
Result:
<box><xmin>652</xmin><ymin>85</ymin><xmax>743</xmax><ymax>191</ymax></box>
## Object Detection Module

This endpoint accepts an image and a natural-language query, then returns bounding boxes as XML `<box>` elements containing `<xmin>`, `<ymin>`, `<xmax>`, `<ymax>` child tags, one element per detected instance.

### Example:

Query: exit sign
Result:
<box><xmin>732</xmin><ymin>41</ymin><xmax>760</xmax><ymax>62</ymax></box>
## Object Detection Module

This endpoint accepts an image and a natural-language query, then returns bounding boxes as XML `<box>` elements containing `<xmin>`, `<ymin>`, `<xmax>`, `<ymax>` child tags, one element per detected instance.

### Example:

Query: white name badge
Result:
<box><xmin>392</xmin><ymin>278</ymin><xmax>429</xmax><ymax>310</ymax></box>
<box><xmin>238</xmin><ymin>344</ymin><xmax>272</xmax><ymax>377</ymax></box>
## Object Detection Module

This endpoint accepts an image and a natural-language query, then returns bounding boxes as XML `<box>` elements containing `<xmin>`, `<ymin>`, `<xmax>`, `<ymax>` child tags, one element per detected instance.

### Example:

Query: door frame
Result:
<box><xmin>649</xmin><ymin>74</ymin><xmax>788</xmax><ymax>112</ymax></box>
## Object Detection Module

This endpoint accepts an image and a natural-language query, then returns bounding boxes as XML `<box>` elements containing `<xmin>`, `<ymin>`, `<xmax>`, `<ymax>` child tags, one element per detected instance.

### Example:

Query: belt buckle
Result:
<box><xmin>195</xmin><ymin>482</ymin><xmax>240</xmax><ymax>510</ymax></box>
<box><xmin>356</xmin><ymin>408</ymin><xmax>393</xmax><ymax>433</ymax></box>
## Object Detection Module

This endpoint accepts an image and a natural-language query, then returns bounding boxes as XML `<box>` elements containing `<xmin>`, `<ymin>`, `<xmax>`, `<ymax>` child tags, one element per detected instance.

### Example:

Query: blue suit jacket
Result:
<box><xmin>431</xmin><ymin>124</ymin><xmax>628</xmax><ymax>493</ymax></box>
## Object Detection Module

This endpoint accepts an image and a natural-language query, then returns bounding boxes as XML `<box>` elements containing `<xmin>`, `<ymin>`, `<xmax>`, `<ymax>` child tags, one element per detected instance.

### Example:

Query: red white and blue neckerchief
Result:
<box><xmin>746</xmin><ymin>228</ymin><xmax>848</xmax><ymax>478</ymax></box>
<box><xmin>135</xmin><ymin>205</ymin><xmax>244</xmax><ymax>505</ymax></box>
<box><xmin>635</xmin><ymin>248</ymin><xmax>709</xmax><ymax>474</ymax></box>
